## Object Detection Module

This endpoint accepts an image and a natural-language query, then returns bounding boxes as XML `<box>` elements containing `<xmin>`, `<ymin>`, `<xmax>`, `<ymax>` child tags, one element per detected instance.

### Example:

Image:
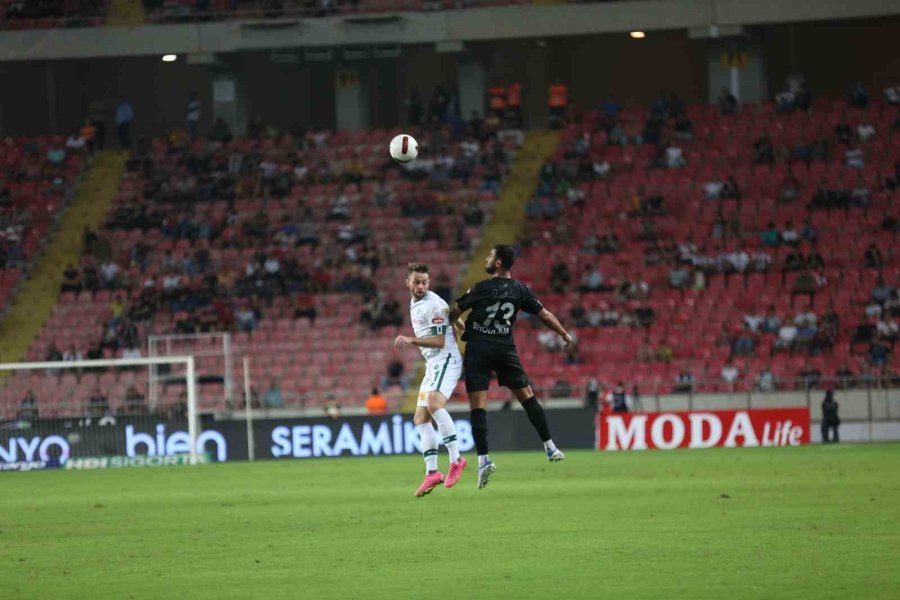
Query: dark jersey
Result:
<box><xmin>456</xmin><ymin>277</ymin><xmax>543</xmax><ymax>346</ymax></box>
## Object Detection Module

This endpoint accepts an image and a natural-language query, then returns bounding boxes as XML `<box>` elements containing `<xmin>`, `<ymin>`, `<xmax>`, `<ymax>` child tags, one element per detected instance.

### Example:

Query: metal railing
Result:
<box><xmin>555</xmin><ymin>375</ymin><xmax>899</xmax><ymax>422</ymax></box>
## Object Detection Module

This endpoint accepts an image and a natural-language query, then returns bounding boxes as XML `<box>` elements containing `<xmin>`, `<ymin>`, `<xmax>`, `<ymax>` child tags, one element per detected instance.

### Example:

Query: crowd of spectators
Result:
<box><xmin>1</xmin><ymin>0</ymin><xmax>107</xmax><ymax>27</ymax></box>
<box><xmin>518</xmin><ymin>77</ymin><xmax>899</xmax><ymax>395</ymax></box>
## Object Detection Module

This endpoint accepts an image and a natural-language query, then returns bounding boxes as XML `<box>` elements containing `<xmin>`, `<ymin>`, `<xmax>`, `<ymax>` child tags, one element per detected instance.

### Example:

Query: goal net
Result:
<box><xmin>0</xmin><ymin>356</ymin><xmax>202</xmax><ymax>471</ymax></box>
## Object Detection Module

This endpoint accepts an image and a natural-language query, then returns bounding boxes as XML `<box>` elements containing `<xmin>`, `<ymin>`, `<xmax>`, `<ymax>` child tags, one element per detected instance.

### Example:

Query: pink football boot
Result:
<box><xmin>414</xmin><ymin>471</ymin><xmax>444</xmax><ymax>497</ymax></box>
<box><xmin>444</xmin><ymin>457</ymin><xmax>468</xmax><ymax>488</ymax></box>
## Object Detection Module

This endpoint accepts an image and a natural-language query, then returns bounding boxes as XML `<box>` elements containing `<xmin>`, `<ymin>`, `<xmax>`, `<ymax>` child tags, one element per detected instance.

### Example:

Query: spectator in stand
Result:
<box><xmin>849</xmin><ymin>82</ymin><xmax>869</xmax><ymax>108</ymax></box>
<box><xmin>800</xmin><ymin>219</ymin><xmax>818</xmax><ymax>244</ymax></box>
<box><xmin>791</xmin><ymin>271</ymin><xmax>819</xmax><ymax>308</ymax></box>
<box><xmin>869</xmin><ymin>341</ymin><xmax>890</xmax><ymax>370</ymax></box>
<box><xmin>606</xmin><ymin>382</ymin><xmax>632</xmax><ymax>413</ymax></box>
<box><xmin>669</xmin><ymin>264</ymin><xmax>690</xmax><ymax>291</ymax></box>
<box><xmin>656</xmin><ymin>340</ymin><xmax>674</xmax><ymax>363</ymax></box>
<box><xmin>885</xmin><ymin>81</ymin><xmax>900</xmax><ymax>105</ymax></box>
<box><xmin>753</xmin><ymin>134</ymin><xmax>775</xmax><ymax>165</ymax></box>
<box><xmin>121</xmin><ymin>344</ymin><xmax>142</xmax><ymax>360</ymax></box>
<box><xmin>580</xmin><ymin>265</ymin><xmax>604</xmax><ymax>292</ymax></box>
<box><xmin>380</xmin><ymin>360</ymin><xmax>407</xmax><ymax>392</ymax></box>
<box><xmin>845</xmin><ymin>146</ymin><xmax>865</xmax><ymax>169</ymax></box>
<box><xmin>782</xmin><ymin>247</ymin><xmax>805</xmax><ymax>284</ymax></box>
<box><xmin>569</xmin><ymin>300</ymin><xmax>588</xmax><ymax>328</ymax></box>
<box><xmin>703</xmin><ymin>179</ymin><xmax>724</xmax><ymax>200</ymax></box>
<box><xmin>799</xmin><ymin>363</ymin><xmax>823</xmax><ymax>390</ymax></box>
<box><xmin>806</xmin><ymin>245</ymin><xmax>826</xmax><ymax>271</ymax></box>
<box><xmin>235</xmin><ymin>303</ymin><xmax>258</xmax><ymax>332</ymax></box>
<box><xmin>821</xmin><ymin>389</ymin><xmax>840</xmax><ymax>443</ymax></box>
<box><xmin>673</xmin><ymin>369</ymin><xmax>694</xmax><ymax>394</ymax></box>
<box><xmin>584</xmin><ymin>379</ymin><xmax>601</xmax><ymax>410</ymax></box>
<box><xmin>781</xmin><ymin>220</ymin><xmax>800</xmax><ymax>246</ymax></box>
<box><xmin>186</xmin><ymin>92</ymin><xmax>201</xmax><ymax>141</ymax></box>
<box><xmin>66</xmin><ymin>130</ymin><xmax>87</xmax><ymax>153</ymax></box>
<box><xmin>721</xmin><ymin>361</ymin><xmax>739</xmax><ymax>386</ymax></box>
<box><xmin>538</xmin><ymin>328</ymin><xmax>565</xmax><ymax>351</ymax></box>
<box><xmin>365</xmin><ymin>388</ymin><xmax>387</xmax><ymax>415</ymax></box>
<box><xmin>116</xmin><ymin>98</ymin><xmax>134</xmax><ymax>149</ymax></box>
<box><xmin>775</xmin><ymin>87</ymin><xmax>796</xmax><ymax>113</ymax></box>
<box><xmin>756</xmin><ymin>366</ymin><xmax>776</xmax><ymax>392</ymax></box>
<box><xmin>61</xmin><ymin>263</ymin><xmax>82</xmax><ymax>292</ymax></box>
<box><xmin>87</xmin><ymin>389</ymin><xmax>110</xmax><ymax>418</ymax></box>
<box><xmin>124</xmin><ymin>385</ymin><xmax>145</xmax><ymax>415</ymax></box>
<box><xmin>761</xmin><ymin>222</ymin><xmax>781</xmax><ymax>247</ymax></box>
<box><xmin>62</xmin><ymin>345</ymin><xmax>83</xmax><ymax>363</ymax></box>
<box><xmin>857</xmin><ymin>122</ymin><xmax>876</xmax><ymax>143</ymax></box>
<box><xmin>774</xmin><ymin>322</ymin><xmax>798</xmax><ymax>355</ymax></box>
<box><xmin>834</xmin><ymin>364</ymin><xmax>855</xmax><ymax>389</ymax></box>
<box><xmin>17</xmin><ymin>390</ymin><xmax>39</xmax><ymax>420</ymax></box>
<box><xmin>263</xmin><ymin>379</ymin><xmax>284</xmax><ymax>408</ymax></box>
<box><xmin>718</xmin><ymin>87</ymin><xmax>738</xmax><ymax>115</ymax></box>
<box><xmin>731</xmin><ymin>325</ymin><xmax>756</xmax><ymax>357</ymax></box>
<box><xmin>761</xmin><ymin>305</ymin><xmax>781</xmax><ymax>333</ymax></box>
<box><xmin>864</xmin><ymin>243</ymin><xmax>883</xmax><ymax>270</ymax></box>
<box><xmin>550</xmin><ymin>259</ymin><xmax>571</xmax><ymax>294</ymax></box>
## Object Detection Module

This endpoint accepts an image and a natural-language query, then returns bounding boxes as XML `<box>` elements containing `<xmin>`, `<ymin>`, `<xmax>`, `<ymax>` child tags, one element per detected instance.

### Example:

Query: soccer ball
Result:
<box><xmin>389</xmin><ymin>134</ymin><xmax>418</xmax><ymax>163</ymax></box>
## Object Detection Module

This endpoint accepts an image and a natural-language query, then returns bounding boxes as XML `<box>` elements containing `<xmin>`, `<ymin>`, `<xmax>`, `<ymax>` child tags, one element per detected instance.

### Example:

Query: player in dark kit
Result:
<box><xmin>449</xmin><ymin>244</ymin><xmax>573</xmax><ymax>489</ymax></box>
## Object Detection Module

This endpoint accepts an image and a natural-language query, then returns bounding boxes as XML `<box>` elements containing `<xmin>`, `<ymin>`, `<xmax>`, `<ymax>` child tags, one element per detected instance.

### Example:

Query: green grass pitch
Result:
<box><xmin>1</xmin><ymin>444</ymin><xmax>899</xmax><ymax>599</ymax></box>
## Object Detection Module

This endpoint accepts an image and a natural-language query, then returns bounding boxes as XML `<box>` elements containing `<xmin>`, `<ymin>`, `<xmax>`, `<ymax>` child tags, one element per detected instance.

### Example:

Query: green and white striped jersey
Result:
<box><xmin>409</xmin><ymin>291</ymin><xmax>461</xmax><ymax>361</ymax></box>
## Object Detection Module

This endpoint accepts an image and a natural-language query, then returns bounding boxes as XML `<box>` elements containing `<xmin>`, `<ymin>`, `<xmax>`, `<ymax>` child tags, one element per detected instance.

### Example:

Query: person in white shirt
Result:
<box><xmin>756</xmin><ymin>367</ymin><xmax>776</xmax><ymax>392</ymax></box>
<box><xmin>100</xmin><ymin>260</ymin><xmax>119</xmax><ymax>288</ymax></box>
<box><xmin>66</xmin><ymin>133</ymin><xmax>86</xmax><ymax>151</ymax></box>
<box><xmin>666</xmin><ymin>145</ymin><xmax>685</xmax><ymax>168</ymax></box>
<box><xmin>122</xmin><ymin>345</ymin><xmax>142</xmax><ymax>360</ymax></box>
<box><xmin>263</xmin><ymin>256</ymin><xmax>280</xmax><ymax>275</ymax></box>
<box><xmin>781</xmin><ymin>221</ymin><xmax>800</xmax><ymax>245</ymax></box>
<box><xmin>721</xmin><ymin>362</ymin><xmax>739</xmax><ymax>384</ymax></box>
<box><xmin>394</xmin><ymin>262</ymin><xmax>466</xmax><ymax>496</ymax></box>
<box><xmin>63</xmin><ymin>346</ymin><xmax>83</xmax><ymax>362</ymax></box>
<box><xmin>775</xmin><ymin>324</ymin><xmax>798</xmax><ymax>351</ymax></box>
<box><xmin>703</xmin><ymin>181</ymin><xmax>724</xmax><ymax>200</ymax></box>
<box><xmin>857</xmin><ymin>123</ymin><xmax>876</xmax><ymax>142</ymax></box>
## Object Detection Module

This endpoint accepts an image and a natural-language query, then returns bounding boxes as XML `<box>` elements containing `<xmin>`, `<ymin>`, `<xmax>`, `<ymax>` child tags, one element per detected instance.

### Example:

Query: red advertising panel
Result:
<box><xmin>597</xmin><ymin>408</ymin><xmax>810</xmax><ymax>451</ymax></box>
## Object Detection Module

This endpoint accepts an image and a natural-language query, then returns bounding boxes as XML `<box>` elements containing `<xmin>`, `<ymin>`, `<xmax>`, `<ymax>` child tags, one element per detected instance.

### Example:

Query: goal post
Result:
<box><xmin>0</xmin><ymin>355</ymin><xmax>200</xmax><ymax>464</ymax></box>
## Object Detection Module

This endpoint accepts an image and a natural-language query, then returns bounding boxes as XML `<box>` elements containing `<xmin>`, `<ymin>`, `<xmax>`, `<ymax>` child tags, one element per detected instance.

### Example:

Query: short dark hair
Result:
<box><xmin>493</xmin><ymin>244</ymin><xmax>516</xmax><ymax>270</ymax></box>
<box><xmin>407</xmin><ymin>262</ymin><xmax>431</xmax><ymax>276</ymax></box>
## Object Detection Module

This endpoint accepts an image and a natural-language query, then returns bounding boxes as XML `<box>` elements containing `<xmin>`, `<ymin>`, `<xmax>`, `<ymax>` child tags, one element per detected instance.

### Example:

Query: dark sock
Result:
<box><xmin>470</xmin><ymin>408</ymin><xmax>489</xmax><ymax>455</ymax></box>
<box><xmin>521</xmin><ymin>396</ymin><xmax>552</xmax><ymax>442</ymax></box>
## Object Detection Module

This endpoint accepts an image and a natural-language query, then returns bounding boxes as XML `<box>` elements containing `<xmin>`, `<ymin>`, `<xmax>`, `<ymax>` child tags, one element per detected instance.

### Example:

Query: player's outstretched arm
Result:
<box><xmin>394</xmin><ymin>334</ymin><xmax>445</xmax><ymax>349</ymax></box>
<box><xmin>452</xmin><ymin>318</ymin><xmax>465</xmax><ymax>338</ymax></box>
<box><xmin>537</xmin><ymin>308</ymin><xmax>573</xmax><ymax>349</ymax></box>
<box><xmin>448</xmin><ymin>301</ymin><xmax>464</xmax><ymax>325</ymax></box>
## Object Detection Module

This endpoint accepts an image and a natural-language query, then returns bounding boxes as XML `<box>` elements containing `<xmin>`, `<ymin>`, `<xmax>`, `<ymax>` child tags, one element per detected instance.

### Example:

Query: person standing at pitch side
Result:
<box><xmin>449</xmin><ymin>244</ymin><xmax>571</xmax><ymax>489</ymax></box>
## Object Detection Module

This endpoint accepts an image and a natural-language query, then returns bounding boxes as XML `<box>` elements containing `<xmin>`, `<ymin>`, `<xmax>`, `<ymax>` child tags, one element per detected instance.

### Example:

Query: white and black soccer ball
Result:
<box><xmin>389</xmin><ymin>133</ymin><xmax>418</xmax><ymax>163</ymax></box>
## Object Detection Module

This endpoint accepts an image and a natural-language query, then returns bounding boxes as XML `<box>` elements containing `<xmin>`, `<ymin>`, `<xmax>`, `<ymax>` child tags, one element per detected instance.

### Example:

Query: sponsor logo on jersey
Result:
<box><xmin>432</xmin><ymin>317</ymin><xmax>445</xmax><ymax>324</ymax></box>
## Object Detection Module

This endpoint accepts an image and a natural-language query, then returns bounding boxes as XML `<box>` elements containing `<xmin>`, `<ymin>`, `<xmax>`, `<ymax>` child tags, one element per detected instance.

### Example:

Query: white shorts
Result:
<box><xmin>417</xmin><ymin>354</ymin><xmax>462</xmax><ymax>407</ymax></box>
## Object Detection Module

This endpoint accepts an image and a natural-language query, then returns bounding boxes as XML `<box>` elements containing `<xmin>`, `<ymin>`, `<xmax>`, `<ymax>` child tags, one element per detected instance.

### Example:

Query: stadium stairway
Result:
<box><xmin>401</xmin><ymin>130</ymin><xmax>560</xmax><ymax>410</ymax></box>
<box><xmin>106</xmin><ymin>0</ymin><xmax>145</xmax><ymax>26</ymax></box>
<box><xmin>0</xmin><ymin>150</ymin><xmax>128</xmax><ymax>367</ymax></box>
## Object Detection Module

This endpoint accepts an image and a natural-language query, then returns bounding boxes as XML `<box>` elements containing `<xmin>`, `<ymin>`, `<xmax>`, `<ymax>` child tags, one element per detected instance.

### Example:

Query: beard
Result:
<box><xmin>485</xmin><ymin>263</ymin><xmax>497</xmax><ymax>274</ymax></box>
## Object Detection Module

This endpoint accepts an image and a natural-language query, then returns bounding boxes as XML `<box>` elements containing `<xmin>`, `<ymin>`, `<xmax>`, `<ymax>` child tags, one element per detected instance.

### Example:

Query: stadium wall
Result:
<box><xmin>1</xmin><ymin>17</ymin><xmax>899</xmax><ymax>136</ymax></box>
<box><xmin>0</xmin><ymin>0</ymin><xmax>897</xmax><ymax>62</ymax></box>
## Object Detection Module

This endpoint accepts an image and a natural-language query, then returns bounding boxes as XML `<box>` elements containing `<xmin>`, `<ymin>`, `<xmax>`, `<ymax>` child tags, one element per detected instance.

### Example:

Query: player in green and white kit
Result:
<box><xmin>394</xmin><ymin>262</ymin><xmax>468</xmax><ymax>497</ymax></box>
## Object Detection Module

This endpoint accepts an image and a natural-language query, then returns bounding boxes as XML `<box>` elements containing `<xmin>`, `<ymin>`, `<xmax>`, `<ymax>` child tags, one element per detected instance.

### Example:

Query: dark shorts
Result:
<box><xmin>463</xmin><ymin>342</ymin><xmax>530</xmax><ymax>393</ymax></box>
